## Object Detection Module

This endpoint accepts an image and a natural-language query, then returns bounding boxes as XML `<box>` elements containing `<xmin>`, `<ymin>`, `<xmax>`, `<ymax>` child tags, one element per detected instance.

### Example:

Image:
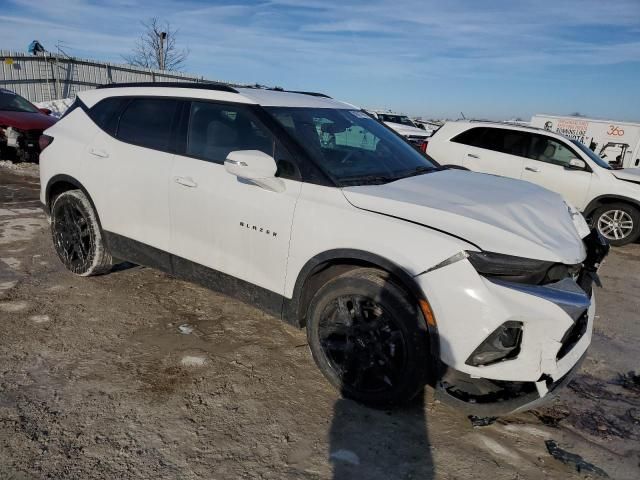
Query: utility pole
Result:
<box><xmin>159</xmin><ymin>31</ymin><xmax>167</xmax><ymax>70</ymax></box>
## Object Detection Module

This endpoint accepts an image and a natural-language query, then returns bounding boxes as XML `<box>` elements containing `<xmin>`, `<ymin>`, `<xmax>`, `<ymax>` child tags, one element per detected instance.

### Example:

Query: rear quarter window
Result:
<box><xmin>116</xmin><ymin>98</ymin><xmax>180</xmax><ymax>151</ymax></box>
<box><xmin>89</xmin><ymin>97</ymin><xmax>130</xmax><ymax>136</ymax></box>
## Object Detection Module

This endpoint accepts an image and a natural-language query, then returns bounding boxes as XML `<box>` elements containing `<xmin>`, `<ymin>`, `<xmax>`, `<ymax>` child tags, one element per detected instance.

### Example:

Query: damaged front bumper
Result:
<box><xmin>0</xmin><ymin>126</ymin><xmax>42</xmax><ymax>162</ymax></box>
<box><xmin>418</xmin><ymin>230</ymin><xmax>608</xmax><ymax>416</ymax></box>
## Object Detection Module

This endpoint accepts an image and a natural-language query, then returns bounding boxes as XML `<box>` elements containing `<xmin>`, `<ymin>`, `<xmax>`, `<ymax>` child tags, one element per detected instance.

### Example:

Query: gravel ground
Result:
<box><xmin>1</xmin><ymin>164</ymin><xmax>639</xmax><ymax>479</ymax></box>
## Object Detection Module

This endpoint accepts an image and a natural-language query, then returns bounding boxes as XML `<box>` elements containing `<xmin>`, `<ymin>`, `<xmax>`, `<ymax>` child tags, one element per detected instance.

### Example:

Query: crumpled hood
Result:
<box><xmin>0</xmin><ymin>111</ymin><xmax>57</xmax><ymax>131</ymax></box>
<box><xmin>612</xmin><ymin>168</ymin><xmax>640</xmax><ymax>184</ymax></box>
<box><xmin>342</xmin><ymin>169</ymin><xmax>586</xmax><ymax>264</ymax></box>
<box><xmin>384</xmin><ymin>121</ymin><xmax>430</xmax><ymax>138</ymax></box>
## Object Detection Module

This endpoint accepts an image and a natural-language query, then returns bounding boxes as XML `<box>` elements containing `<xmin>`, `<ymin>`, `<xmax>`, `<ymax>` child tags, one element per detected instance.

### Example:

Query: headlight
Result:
<box><xmin>467</xmin><ymin>251</ymin><xmax>555</xmax><ymax>284</ymax></box>
<box><xmin>466</xmin><ymin>321</ymin><xmax>523</xmax><ymax>366</ymax></box>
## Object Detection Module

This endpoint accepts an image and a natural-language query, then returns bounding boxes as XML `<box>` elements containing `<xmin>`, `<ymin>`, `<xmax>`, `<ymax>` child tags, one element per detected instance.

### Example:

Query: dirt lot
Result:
<box><xmin>1</xmin><ymin>164</ymin><xmax>639</xmax><ymax>479</ymax></box>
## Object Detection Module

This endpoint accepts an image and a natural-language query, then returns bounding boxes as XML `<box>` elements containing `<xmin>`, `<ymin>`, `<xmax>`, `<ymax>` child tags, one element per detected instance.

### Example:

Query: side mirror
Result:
<box><xmin>39</xmin><ymin>108</ymin><xmax>52</xmax><ymax>115</ymax></box>
<box><xmin>567</xmin><ymin>158</ymin><xmax>586</xmax><ymax>170</ymax></box>
<box><xmin>224</xmin><ymin>150</ymin><xmax>283</xmax><ymax>192</ymax></box>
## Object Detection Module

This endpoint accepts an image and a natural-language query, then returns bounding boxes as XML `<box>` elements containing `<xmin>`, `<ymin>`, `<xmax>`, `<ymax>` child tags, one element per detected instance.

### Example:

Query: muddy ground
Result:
<box><xmin>0</xmin><ymin>164</ymin><xmax>638</xmax><ymax>479</ymax></box>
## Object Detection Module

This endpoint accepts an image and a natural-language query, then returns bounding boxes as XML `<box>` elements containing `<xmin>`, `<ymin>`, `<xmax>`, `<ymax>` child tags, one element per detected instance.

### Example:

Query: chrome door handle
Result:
<box><xmin>174</xmin><ymin>176</ymin><xmax>198</xmax><ymax>188</ymax></box>
<box><xmin>525</xmin><ymin>166</ymin><xmax>539</xmax><ymax>172</ymax></box>
<box><xmin>89</xmin><ymin>148</ymin><xmax>109</xmax><ymax>158</ymax></box>
<box><xmin>467</xmin><ymin>153</ymin><xmax>479</xmax><ymax>159</ymax></box>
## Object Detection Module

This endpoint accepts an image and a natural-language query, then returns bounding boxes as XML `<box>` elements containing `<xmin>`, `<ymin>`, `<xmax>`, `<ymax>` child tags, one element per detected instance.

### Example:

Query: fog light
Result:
<box><xmin>466</xmin><ymin>321</ymin><xmax>523</xmax><ymax>366</ymax></box>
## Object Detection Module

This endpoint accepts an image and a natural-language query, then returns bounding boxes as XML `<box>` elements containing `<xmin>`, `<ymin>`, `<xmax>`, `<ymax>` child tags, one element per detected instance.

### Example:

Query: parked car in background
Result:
<box><xmin>531</xmin><ymin>114</ymin><xmax>640</xmax><ymax>169</ymax></box>
<box><xmin>40</xmin><ymin>83</ymin><xmax>607</xmax><ymax>414</ymax></box>
<box><xmin>367</xmin><ymin>110</ymin><xmax>431</xmax><ymax>151</ymax></box>
<box><xmin>428</xmin><ymin>121</ymin><xmax>640</xmax><ymax>245</ymax></box>
<box><xmin>0</xmin><ymin>88</ymin><xmax>57</xmax><ymax>162</ymax></box>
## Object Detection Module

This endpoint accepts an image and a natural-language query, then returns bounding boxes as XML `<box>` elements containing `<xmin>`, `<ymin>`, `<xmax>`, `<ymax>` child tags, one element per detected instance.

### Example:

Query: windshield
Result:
<box><xmin>378</xmin><ymin>114</ymin><xmax>417</xmax><ymax>127</ymax></box>
<box><xmin>570</xmin><ymin>139</ymin><xmax>612</xmax><ymax>170</ymax></box>
<box><xmin>0</xmin><ymin>92</ymin><xmax>39</xmax><ymax>113</ymax></box>
<box><xmin>265</xmin><ymin>107</ymin><xmax>439</xmax><ymax>186</ymax></box>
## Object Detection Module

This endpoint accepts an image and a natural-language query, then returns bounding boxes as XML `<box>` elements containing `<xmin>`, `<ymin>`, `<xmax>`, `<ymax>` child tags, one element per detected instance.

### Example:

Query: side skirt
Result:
<box><xmin>103</xmin><ymin>232</ymin><xmax>289</xmax><ymax>323</ymax></box>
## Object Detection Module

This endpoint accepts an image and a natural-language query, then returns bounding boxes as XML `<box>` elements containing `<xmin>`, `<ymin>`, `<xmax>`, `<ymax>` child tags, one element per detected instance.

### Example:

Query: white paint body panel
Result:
<box><xmin>169</xmin><ymin>154</ymin><xmax>301</xmax><ymax>294</ymax></box>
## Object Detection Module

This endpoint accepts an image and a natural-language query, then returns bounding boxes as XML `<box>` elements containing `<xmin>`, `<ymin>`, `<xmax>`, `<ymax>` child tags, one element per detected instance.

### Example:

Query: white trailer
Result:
<box><xmin>531</xmin><ymin>114</ymin><xmax>640</xmax><ymax>168</ymax></box>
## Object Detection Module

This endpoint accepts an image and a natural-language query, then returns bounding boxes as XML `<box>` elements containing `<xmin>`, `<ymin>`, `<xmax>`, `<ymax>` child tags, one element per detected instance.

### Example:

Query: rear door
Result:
<box><xmin>85</xmin><ymin>96</ymin><xmax>181</xmax><ymax>252</ymax></box>
<box><xmin>168</xmin><ymin>100</ymin><xmax>302</xmax><ymax>295</ymax></box>
<box><xmin>452</xmin><ymin>127</ymin><xmax>527</xmax><ymax>179</ymax></box>
<box><xmin>521</xmin><ymin>133</ymin><xmax>592</xmax><ymax>208</ymax></box>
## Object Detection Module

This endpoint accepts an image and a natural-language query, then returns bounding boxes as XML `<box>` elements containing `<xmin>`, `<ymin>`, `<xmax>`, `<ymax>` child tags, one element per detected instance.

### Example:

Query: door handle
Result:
<box><xmin>467</xmin><ymin>153</ymin><xmax>479</xmax><ymax>159</ymax></box>
<box><xmin>525</xmin><ymin>166</ymin><xmax>539</xmax><ymax>172</ymax></box>
<box><xmin>89</xmin><ymin>148</ymin><xmax>109</xmax><ymax>158</ymax></box>
<box><xmin>174</xmin><ymin>176</ymin><xmax>198</xmax><ymax>188</ymax></box>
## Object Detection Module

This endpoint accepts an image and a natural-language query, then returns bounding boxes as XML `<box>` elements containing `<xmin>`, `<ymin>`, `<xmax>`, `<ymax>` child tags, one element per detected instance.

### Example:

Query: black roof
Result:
<box><xmin>95</xmin><ymin>82</ymin><xmax>331</xmax><ymax>98</ymax></box>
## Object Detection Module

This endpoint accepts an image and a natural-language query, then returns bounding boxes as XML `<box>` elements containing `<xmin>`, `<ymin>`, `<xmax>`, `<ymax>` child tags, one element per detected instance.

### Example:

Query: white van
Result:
<box><xmin>531</xmin><ymin>114</ymin><xmax>640</xmax><ymax>169</ymax></box>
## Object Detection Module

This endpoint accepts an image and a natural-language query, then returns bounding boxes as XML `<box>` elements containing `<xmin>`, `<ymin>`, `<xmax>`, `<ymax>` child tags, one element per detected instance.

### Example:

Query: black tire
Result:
<box><xmin>593</xmin><ymin>203</ymin><xmax>640</xmax><ymax>247</ymax></box>
<box><xmin>50</xmin><ymin>190</ymin><xmax>112</xmax><ymax>276</ymax></box>
<box><xmin>306</xmin><ymin>267</ymin><xmax>431</xmax><ymax>408</ymax></box>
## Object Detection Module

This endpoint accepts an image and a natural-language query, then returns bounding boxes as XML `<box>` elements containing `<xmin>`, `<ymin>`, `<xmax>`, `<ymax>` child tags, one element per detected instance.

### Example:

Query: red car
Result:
<box><xmin>0</xmin><ymin>88</ymin><xmax>57</xmax><ymax>163</ymax></box>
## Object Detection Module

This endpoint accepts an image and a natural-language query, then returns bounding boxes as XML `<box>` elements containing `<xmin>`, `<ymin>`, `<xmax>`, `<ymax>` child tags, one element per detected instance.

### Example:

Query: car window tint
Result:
<box><xmin>529</xmin><ymin>135</ymin><xmax>578</xmax><ymax>167</ymax></box>
<box><xmin>187</xmin><ymin>102</ymin><xmax>274</xmax><ymax>164</ymax></box>
<box><xmin>451</xmin><ymin>127</ymin><xmax>484</xmax><ymax>147</ymax></box>
<box><xmin>90</xmin><ymin>97</ymin><xmax>130</xmax><ymax>135</ymax></box>
<box><xmin>116</xmin><ymin>98</ymin><xmax>179</xmax><ymax>151</ymax></box>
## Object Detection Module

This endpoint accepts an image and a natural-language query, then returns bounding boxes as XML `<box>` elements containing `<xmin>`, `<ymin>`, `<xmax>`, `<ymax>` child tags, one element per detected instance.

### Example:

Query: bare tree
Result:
<box><xmin>123</xmin><ymin>17</ymin><xmax>189</xmax><ymax>71</ymax></box>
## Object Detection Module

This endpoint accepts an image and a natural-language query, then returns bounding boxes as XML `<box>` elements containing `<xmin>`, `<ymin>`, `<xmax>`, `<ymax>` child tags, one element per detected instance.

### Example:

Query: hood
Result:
<box><xmin>0</xmin><ymin>111</ymin><xmax>57</xmax><ymax>131</ymax></box>
<box><xmin>612</xmin><ymin>168</ymin><xmax>640</xmax><ymax>184</ymax></box>
<box><xmin>342</xmin><ymin>169</ymin><xmax>586</xmax><ymax>264</ymax></box>
<box><xmin>383</xmin><ymin>121</ymin><xmax>430</xmax><ymax>138</ymax></box>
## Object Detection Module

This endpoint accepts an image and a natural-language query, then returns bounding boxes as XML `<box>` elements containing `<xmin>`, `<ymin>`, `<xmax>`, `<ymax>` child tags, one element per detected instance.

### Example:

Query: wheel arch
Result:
<box><xmin>285</xmin><ymin>249</ymin><xmax>428</xmax><ymax>327</ymax></box>
<box><xmin>45</xmin><ymin>174</ymin><xmax>104</xmax><ymax>231</ymax></box>
<box><xmin>583</xmin><ymin>195</ymin><xmax>640</xmax><ymax>218</ymax></box>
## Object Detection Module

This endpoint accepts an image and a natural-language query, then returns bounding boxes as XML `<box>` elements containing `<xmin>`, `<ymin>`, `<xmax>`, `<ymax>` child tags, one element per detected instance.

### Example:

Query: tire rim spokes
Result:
<box><xmin>598</xmin><ymin>210</ymin><xmax>634</xmax><ymax>241</ymax></box>
<box><xmin>318</xmin><ymin>295</ymin><xmax>407</xmax><ymax>394</ymax></box>
<box><xmin>53</xmin><ymin>202</ymin><xmax>91</xmax><ymax>266</ymax></box>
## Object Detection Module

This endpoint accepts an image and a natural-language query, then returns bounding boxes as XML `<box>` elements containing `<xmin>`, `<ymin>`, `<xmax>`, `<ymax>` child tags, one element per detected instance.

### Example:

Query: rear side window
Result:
<box><xmin>453</xmin><ymin>127</ymin><xmax>529</xmax><ymax>157</ymax></box>
<box><xmin>451</xmin><ymin>127</ymin><xmax>485</xmax><ymax>147</ymax></box>
<box><xmin>186</xmin><ymin>101</ymin><xmax>274</xmax><ymax>164</ymax></box>
<box><xmin>116</xmin><ymin>98</ymin><xmax>180</xmax><ymax>151</ymax></box>
<box><xmin>89</xmin><ymin>97</ymin><xmax>130</xmax><ymax>135</ymax></box>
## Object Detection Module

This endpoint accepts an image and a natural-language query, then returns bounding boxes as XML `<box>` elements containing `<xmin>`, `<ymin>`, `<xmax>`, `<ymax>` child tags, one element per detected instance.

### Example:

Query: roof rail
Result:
<box><xmin>96</xmin><ymin>81</ymin><xmax>238</xmax><ymax>93</ymax></box>
<box><xmin>240</xmin><ymin>84</ymin><xmax>331</xmax><ymax>99</ymax></box>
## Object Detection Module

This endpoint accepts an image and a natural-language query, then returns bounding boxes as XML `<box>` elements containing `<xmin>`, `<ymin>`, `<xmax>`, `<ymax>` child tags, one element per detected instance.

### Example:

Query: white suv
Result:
<box><xmin>427</xmin><ymin>121</ymin><xmax>640</xmax><ymax>246</ymax></box>
<box><xmin>367</xmin><ymin>111</ymin><xmax>431</xmax><ymax>150</ymax></box>
<box><xmin>39</xmin><ymin>83</ymin><xmax>608</xmax><ymax>413</ymax></box>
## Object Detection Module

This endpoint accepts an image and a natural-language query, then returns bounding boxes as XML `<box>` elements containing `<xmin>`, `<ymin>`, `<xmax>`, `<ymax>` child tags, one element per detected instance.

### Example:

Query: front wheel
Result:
<box><xmin>593</xmin><ymin>203</ymin><xmax>640</xmax><ymax>246</ymax></box>
<box><xmin>50</xmin><ymin>190</ymin><xmax>113</xmax><ymax>276</ymax></box>
<box><xmin>306</xmin><ymin>268</ymin><xmax>432</xmax><ymax>408</ymax></box>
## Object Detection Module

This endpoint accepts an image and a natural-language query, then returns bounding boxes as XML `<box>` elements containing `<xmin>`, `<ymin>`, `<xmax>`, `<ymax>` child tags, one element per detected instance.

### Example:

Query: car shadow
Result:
<box><xmin>326</xmin><ymin>272</ymin><xmax>436</xmax><ymax>479</ymax></box>
<box><xmin>329</xmin><ymin>391</ymin><xmax>434</xmax><ymax>479</ymax></box>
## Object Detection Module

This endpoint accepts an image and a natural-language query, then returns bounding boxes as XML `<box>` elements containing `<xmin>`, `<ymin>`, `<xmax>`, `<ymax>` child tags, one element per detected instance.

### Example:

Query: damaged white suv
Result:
<box><xmin>39</xmin><ymin>83</ymin><xmax>608</xmax><ymax>414</ymax></box>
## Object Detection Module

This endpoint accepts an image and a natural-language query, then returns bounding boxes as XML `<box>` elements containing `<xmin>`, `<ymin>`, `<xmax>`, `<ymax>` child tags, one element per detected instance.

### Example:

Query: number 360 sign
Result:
<box><xmin>607</xmin><ymin>125</ymin><xmax>625</xmax><ymax>136</ymax></box>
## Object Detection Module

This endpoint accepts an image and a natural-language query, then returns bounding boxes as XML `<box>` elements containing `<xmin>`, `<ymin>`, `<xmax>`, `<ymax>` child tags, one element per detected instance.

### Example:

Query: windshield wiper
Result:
<box><xmin>398</xmin><ymin>165</ymin><xmax>437</xmax><ymax>179</ymax></box>
<box><xmin>339</xmin><ymin>174</ymin><xmax>399</xmax><ymax>186</ymax></box>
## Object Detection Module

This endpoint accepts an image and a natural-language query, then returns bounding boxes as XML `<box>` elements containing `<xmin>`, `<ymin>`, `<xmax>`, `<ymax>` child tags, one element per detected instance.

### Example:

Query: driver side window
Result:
<box><xmin>528</xmin><ymin>135</ymin><xmax>579</xmax><ymax>167</ymax></box>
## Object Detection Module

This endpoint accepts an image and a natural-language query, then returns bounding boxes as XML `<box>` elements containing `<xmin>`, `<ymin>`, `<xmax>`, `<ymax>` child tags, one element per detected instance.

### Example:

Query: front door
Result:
<box><xmin>521</xmin><ymin>134</ymin><xmax>592</xmax><ymax>208</ymax></box>
<box><xmin>169</xmin><ymin>100</ymin><xmax>301</xmax><ymax>295</ymax></box>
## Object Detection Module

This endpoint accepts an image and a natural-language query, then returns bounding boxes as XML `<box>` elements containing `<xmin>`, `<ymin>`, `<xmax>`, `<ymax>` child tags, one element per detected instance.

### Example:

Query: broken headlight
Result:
<box><xmin>466</xmin><ymin>321</ymin><xmax>523</xmax><ymax>366</ymax></box>
<box><xmin>466</xmin><ymin>251</ymin><xmax>579</xmax><ymax>285</ymax></box>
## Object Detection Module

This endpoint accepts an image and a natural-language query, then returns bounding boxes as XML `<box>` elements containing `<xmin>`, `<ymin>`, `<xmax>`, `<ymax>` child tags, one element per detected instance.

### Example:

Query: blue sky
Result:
<box><xmin>1</xmin><ymin>0</ymin><xmax>639</xmax><ymax>121</ymax></box>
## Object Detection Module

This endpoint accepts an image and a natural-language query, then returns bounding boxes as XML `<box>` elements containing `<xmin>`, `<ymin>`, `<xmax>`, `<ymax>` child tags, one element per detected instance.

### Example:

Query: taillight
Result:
<box><xmin>420</xmin><ymin>141</ymin><xmax>428</xmax><ymax>153</ymax></box>
<box><xmin>39</xmin><ymin>134</ymin><xmax>54</xmax><ymax>151</ymax></box>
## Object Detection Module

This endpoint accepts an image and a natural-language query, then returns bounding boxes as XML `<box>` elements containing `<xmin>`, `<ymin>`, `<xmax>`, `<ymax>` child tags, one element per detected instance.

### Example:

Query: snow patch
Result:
<box><xmin>2</xmin><ymin>257</ymin><xmax>21</xmax><ymax>270</ymax></box>
<box><xmin>178</xmin><ymin>324</ymin><xmax>194</xmax><ymax>335</ymax></box>
<box><xmin>181</xmin><ymin>355</ymin><xmax>208</xmax><ymax>367</ymax></box>
<box><xmin>34</xmin><ymin>98</ymin><xmax>73</xmax><ymax>118</ymax></box>
<box><xmin>0</xmin><ymin>301</ymin><xmax>29</xmax><ymax>313</ymax></box>
<box><xmin>30</xmin><ymin>314</ymin><xmax>50</xmax><ymax>324</ymax></box>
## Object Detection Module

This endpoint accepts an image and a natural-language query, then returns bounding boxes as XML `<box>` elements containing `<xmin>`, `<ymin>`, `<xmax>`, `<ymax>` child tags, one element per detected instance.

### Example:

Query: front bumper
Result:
<box><xmin>417</xmin><ymin>230</ymin><xmax>608</xmax><ymax>415</ymax></box>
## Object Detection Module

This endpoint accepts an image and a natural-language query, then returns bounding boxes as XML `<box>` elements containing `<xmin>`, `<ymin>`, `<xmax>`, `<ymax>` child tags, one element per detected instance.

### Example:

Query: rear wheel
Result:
<box><xmin>593</xmin><ymin>203</ymin><xmax>640</xmax><ymax>246</ymax></box>
<box><xmin>50</xmin><ymin>190</ymin><xmax>112</xmax><ymax>276</ymax></box>
<box><xmin>306</xmin><ymin>267</ymin><xmax>431</xmax><ymax>407</ymax></box>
